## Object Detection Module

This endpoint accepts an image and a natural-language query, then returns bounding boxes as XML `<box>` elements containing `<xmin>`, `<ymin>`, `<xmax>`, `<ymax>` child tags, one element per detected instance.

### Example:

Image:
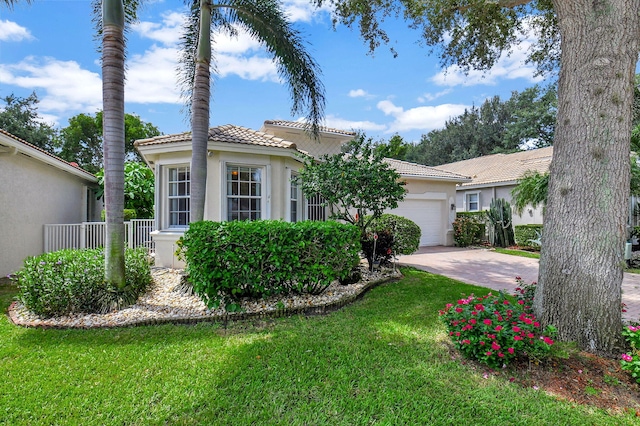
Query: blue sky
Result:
<box><xmin>0</xmin><ymin>1</ymin><xmax>549</xmax><ymax>143</ymax></box>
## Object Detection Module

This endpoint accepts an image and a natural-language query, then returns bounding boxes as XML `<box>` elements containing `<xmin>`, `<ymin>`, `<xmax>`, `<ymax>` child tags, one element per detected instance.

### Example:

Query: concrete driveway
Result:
<box><xmin>397</xmin><ymin>246</ymin><xmax>640</xmax><ymax>323</ymax></box>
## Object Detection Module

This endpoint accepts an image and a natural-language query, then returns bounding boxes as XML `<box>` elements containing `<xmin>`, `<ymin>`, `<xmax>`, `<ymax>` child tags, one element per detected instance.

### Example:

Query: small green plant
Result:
<box><xmin>603</xmin><ymin>374</ymin><xmax>621</xmax><ymax>386</ymax></box>
<box><xmin>440</xmin><ymin>278</ymin><xmax>556</xmax><ymax>369</ymax></box>
<box><xmin>361</xmin><ymin>229</ymin><xmax>394</xmax><ymax>270</ymax></box>
<box><xmin>584</xmin><ymin>386</ymin><xmax>601</xmax><ymax>396</ymax></box>
<box><xmin>621</xmin><ymin>324</ymin><xmax>640</xmax><ymax>383</ymax></box>
<box><xmin>16</xmin><ymin>247</ymin><xmax>152</xmax><ymax>316</ymax></box>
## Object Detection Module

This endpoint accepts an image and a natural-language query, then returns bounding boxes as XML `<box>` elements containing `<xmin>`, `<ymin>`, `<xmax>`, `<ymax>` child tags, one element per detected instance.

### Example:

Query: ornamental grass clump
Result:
<box><xmin>16</xmin><ymin>247</ymin><xmax>152</xmax><ymax>317</ymax></box>
<box><xmin>621</xmin><ymin>325</ymin><xmax>640</xmax><ymax>383</ymax></box>
<box><xmin>440</xmin><ymin>279</ymin><xmax>556</xmax><ymax>369</ymax></box>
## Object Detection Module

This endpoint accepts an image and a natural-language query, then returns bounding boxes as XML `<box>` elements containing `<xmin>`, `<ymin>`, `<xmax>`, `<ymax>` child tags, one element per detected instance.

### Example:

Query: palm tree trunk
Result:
<box><xmin>189</xmin><ymin>0</ymin><xmax>211</xmax><ymax>223</ymax></box>
<box><xmin>102</xmin><ymin>0</ymin><xmax>126</xmax><ymax>289</ymax></box>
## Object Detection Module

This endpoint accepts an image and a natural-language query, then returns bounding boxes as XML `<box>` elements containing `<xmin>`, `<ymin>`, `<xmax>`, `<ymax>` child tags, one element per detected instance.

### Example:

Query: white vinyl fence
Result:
<box><xmin>44</xmin><ymin>219</ymin><xmax>155</xmax><ymax>253</ymax></box>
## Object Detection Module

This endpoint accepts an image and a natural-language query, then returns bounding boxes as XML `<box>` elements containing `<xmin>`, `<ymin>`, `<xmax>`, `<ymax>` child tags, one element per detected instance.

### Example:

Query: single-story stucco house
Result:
<box><xmin>436</xmin><ymin>147</ymin><xmax>553</xmax><ymax>226</ymax></box>
<box><xmin>0</xmin><ymin>129</ymin><xmax>102</xmax><ymax>277</ymax></box>
<box><xmin>135</xmin><ymin>120</ymin><xmax>470</xmax><ymax>268</ymax></box>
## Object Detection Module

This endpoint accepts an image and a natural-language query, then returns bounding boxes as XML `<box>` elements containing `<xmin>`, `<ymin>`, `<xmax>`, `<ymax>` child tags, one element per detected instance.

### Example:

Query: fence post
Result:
<box><xmin>127</xmin><ymin>221</ymin><xmax>133</xmax><ymax>249</ymax></box>
<box><xmin>80</xmin><ymin>222</ymin><xmax>86</xmax><ymax>249</ymax></box>
<box><xmin>44</xmin><ymin>225</ymin><xmax>49</xmax><ymax>253</ymax></box>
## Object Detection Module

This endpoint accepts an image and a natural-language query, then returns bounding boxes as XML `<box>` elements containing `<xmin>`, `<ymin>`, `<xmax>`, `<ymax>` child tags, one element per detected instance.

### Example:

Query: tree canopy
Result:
<box><xmin>57</xmin><ymin>111</ymin><xmax>161</xmax><ymax>174</ymax></box>
<box><xmin>0</xmin><ymin>93</ymin><xmax>58</xmax><ymax>153</ymax></box>
<box><xmin>405</xmin><ymin>85</ymin><xmax>556</xmax><ymax>166</ymax></box>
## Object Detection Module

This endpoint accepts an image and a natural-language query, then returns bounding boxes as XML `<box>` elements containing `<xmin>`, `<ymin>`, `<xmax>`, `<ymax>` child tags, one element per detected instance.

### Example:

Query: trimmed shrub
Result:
<box><xmin>514</xmin><ymin>224</ymin><xmax>543</xmax><ymax>249</ymax></box>
<box><xmin>368</xmin><ymin>214</ymin><xmax>421</xmax><ymax>255</ymax></box>
<box><xmin>101</xmin><ymin>209</ymin><xmax>137</xmax><ymax>221</ymax></box>
<box><xmin>17</xmin><ymin>247</ymin><xmax>152</xmax><ymax>317</ymax></box>
<box><xmin>456</xmin><ymin>212</ymin><xmax>487</xmax><ymax>243</ymax></box>
<box><xmin>453</xmin><ymin>216</ymin><xmax>484</xmax><ymax>247</ymax></box>
<box><xmin>179</xmin><ymin>220</ymin><xmax>361</xmax><ymax>311</ymax></box>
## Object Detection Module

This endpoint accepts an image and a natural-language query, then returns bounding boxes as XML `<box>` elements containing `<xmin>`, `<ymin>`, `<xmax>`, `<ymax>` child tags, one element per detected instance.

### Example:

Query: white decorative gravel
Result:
<box><xmin>9</xmin><ymin>266</ymin><xmax>401</xmax><ymax>328</ymax></box>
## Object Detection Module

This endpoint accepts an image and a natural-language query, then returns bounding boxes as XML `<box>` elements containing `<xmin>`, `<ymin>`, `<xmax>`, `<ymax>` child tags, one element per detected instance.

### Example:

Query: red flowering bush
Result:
<box><xmin>439</xmin><ymin>280</ymin><xmax>556</xmax><ymax>368</ymax></box>
<box><xmin>621</xmin><ymin>325</ymin><xmax>640</xmax><ymax>383</ymax></box>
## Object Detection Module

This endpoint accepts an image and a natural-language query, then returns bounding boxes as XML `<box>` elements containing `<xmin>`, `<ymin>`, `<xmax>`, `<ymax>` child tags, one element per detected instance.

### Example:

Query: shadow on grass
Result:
<box><xmin>0</xmin><ymin>268</ymin><xmax>636</xmax><ymax>425</ymax></box>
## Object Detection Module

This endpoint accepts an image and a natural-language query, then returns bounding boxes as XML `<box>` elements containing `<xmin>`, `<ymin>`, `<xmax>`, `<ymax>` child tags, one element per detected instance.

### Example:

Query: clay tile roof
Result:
<box><xmin>135</xmin><ymin>124</ymin><xmax>301</xmax><ymax>151</ymax></box>
<box><xmin>0</xmin><ymin>128</ymin><xmax>96</xmax><ymax>179</ymax></box>
<box><xmin>436</xmin><ymin>146</ymin><xmax>553</xmax><ymax>187</ymax></box>
<box><xmin>383</xmin><ymin>157</ymin><xmax>471</xmax><ymax>182</ymax></box>
<box><xmin>263</xmin><ymin>120</ymin><xmax>357</xmax><ymax>137</ymax></box>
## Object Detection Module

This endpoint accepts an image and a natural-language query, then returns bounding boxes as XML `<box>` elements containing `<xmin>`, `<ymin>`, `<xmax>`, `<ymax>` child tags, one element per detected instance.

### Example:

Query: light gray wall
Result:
<box><xmin>0</xmin><ymin>152</ymin><xmax>99</xmax><ymax>276</ymax></box>
<box><xmin>457</xmin><ymin>184</ymin><xmax>544</xmax><ymax>226</ymax></box>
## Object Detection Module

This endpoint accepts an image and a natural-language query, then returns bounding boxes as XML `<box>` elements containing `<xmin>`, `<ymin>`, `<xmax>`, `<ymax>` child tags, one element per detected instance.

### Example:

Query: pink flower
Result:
<box><xmin>622</xmin><ymin>354</ymin><xmax>633</xmax><ymax>362</ymax></box>
<box><xmin>512</xmin><ymin>326</ymin><xmax>521</xmax><ymax>332</ymax></box>
<box><xmin>523</xmin><ymin>318</ymin><xmax>533</xmax><ymax>325</ymax></box>
<box><xmin>543</xmin><ymin>336</ymin><xmax>554</xmax><ymax>345</ymax></box>
<box><xmin>503</xmin><ymin>300</ymin><xmax>510</xmax><ymax>305</ymax></box>
<box><xmin>475</xmin><ymin>304</ymin><xmax>485</xmax><ymax>311</ymax></box>
<box><xmin>479</xmin><ymin>341</ymin><xmax>486</xmax><ymax>346</ymax></box>
<box><xmin>495</xmin><ymin>325</ymin><xmax>503</xmax><ymax>332</ymax></box>
<box><xmin>455</xmin><ymin>307</ymin><xmax>463</xmax><ymax>313</ymax></box>
<box><xmin>445</xmin><ymin>303</ymin><xmax>453</xmax><ymax>309</ymax></box>
<box><xmin>491</xmin><ymin>341</ymin><xmax>501</xmax><ymax>350</ymax></box>
<box><xmin>486</xmin><ymin>351</ymin><xmax>493</xmax><ymax>356</ymax></box>
<box><xmin>483</xmin><ymin>319</ymin><xmax>492</xmax><ymax>325</ymax></box>
<box><xmin>462</xmin><ymin>339</ymin><xmax>471</xmax><ymax>345</ymax></box>
<box><xmin>507</xmin><ymin>347</ymin><xmax>515</xmax><ymax>354</ymax></box>
<box><xmin>498</xmin><ymin>352</ymin><xmax>504</xmax><ymax>358</ymax></box>
<box><xmin>515</xmin><ymin>276</ymin><xmax>521</xmax><ymax>280</ymax></box>
<box><xmin>518</xmin><ymin>300</ymin><xmax>525</xmax><ymax>305</ymax></box>
<box><xmin>533</xmin><ymin>322</ymin><xmax>540</xmax><ymax>328</ymax></box>
<box><xmin>514</xmin><ymin>335</ymin><xmax>523</xmax><ymax>341</ymax></box>
<box><xmin>469</xmin><ymin>319</ymin><xmax>477</xmax><ymax>325</ymax></box>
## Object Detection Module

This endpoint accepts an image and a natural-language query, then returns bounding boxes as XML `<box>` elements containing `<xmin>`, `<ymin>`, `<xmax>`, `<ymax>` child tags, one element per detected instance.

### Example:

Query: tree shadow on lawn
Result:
<box><xmin>3</xmin><ymin>269</ymin><xmax>640</xmax><ymax>424</ymax></box>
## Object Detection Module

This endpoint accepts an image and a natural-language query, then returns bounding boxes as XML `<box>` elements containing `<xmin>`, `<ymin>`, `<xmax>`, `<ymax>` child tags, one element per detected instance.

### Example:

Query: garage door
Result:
<box><xmin>391</xmin><ymin>200</ymin><xmax>443</xmax><ymax>246</ymax></box>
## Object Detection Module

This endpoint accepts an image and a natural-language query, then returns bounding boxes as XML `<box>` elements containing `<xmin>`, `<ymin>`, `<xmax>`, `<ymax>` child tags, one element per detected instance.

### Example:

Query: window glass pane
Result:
<box><xmin>168</xmin><ymin>166</ymin><xmax>190</xmax><ymax>227</ymax></box>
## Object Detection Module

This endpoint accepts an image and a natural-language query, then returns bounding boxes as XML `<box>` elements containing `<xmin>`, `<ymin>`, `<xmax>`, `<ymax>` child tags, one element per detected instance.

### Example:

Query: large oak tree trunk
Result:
<box><xmin>189</xmin><ymin>1</ymin><xmax>211</xmax><ymax>223</ymax></box>
<box><xmin>102</xmin><ymin>0</ymin><xmax>126</xmax><ymax>289</ymax></box>
<box><xmin>536</xmin><ymin>0</ymin><xmax>640</xmax><ymax>354</ymax></box>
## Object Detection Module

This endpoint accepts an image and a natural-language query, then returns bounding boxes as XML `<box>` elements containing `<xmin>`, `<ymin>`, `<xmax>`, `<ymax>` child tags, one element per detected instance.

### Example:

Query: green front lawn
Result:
<box><xmin>493</xmin><ymin>247</ymin><xmax>541</xmax><ymax>259</ymax></box>
<box><xmin>0</xmin><ymin>269</ymin><xmax>635</xmax><ymax>425</ymax></box>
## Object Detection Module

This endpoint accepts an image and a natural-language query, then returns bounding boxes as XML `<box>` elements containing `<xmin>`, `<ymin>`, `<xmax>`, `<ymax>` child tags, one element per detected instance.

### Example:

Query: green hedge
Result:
<box><xmin>514</xmin><ymin>224</ymin><xmax>543</xmax><ymax>248</ymax></box>
<box><xmin>179</xmin><ymin>220</ymin><xmax>361</xmax><ymax>311</ymax></box>
<box><xmin>17</xmin><ymin>247</ymin><xmax>152</xmax><ymax>317</ymax></box>
<box><xmin>368</xmin><ymin>214</ymin><xmax>421</xmax><ymax>254</ymax></box>
<box><xmin>101</xmin><ymin>209</ymin><xmax>137</xmax><ymax>221</ymax></box>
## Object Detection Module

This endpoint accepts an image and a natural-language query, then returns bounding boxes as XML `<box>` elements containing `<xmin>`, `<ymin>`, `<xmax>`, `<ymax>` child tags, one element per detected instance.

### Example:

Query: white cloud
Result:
<box><xmin>323</xmin><ymin>114</ymin><xmax>386</xmax><ymax>133</ymax></box>
<box><xmin>132</xmin><ymin>12</ymin><xmax>186</xmax><ymax>46</ymax></box>
<box><xmin>0</xmin><ymin>57</ymin><xmax>102</xmax><ymax>117</ymax></box>
<box><xmin>0</xmin><ymin>20</ymin><xmax>33</xmax><ymax>42</ymax></box>
<box><xmin>283</xmin><ymin>0</ymin><xmax>331</xmax><ymax>22</ymax></box>
<box><xmin>126</xmin><ymin>46</ymin><xmax>182</xmax><ymax>104</ymax></box>
<box><xmin>348</xmin><ymin>89</ymin><xmax>371</xmax><ymax>98</ymax></box>
<box><xmin>430</xmin><ymin>26</ymin><xmax>544</xmax><ymax>87</ymax></box>
<box><xmin>377</xmin><ymin>100</ymin><xmax>468</xmax><ymax>133</ymax></box>
<box><xmin>213</xmin><ymin>27</ymin><xmax>264</xmax><ymax>54</ymax></box>
<box><xmin>417</xmin><ymin>89</ymin><xmax>452</xmax><ymax>103</ymax></box>
<box><xmin>217</xmin><ymin>54</ymin><xmax>279</xmax><ymax>81</ymax></box>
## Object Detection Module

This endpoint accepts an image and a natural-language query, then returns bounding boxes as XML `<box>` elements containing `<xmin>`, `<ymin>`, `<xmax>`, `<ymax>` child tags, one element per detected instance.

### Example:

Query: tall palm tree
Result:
<box><xmin>181</xmin><ymin>0</ymin><xmax>326</xmax><ymax>222</ymax></box>
<box><xmin>101</xmin><ymin>0</ymin><xmax>127</xmax><ymax>289</ymax></box>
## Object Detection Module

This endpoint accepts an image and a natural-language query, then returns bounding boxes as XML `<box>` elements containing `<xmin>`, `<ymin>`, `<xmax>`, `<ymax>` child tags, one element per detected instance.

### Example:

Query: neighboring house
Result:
<box><xmin>437</xmin><ymin>147</ymin><xmax>553</xmax><ymax>226</ymax></box>
<box><xmin>0</xmin><ymin>129</ymin><xmax>101</xmax><ymax>277</ymax></box>
<box><xmin>135</xmin><ymin>120</ymin><xmax>470</xmax><ymax>268</ymax></box>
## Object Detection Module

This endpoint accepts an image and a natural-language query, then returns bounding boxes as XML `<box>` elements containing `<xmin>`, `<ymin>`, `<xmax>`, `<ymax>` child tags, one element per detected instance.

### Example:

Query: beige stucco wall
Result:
<box><xmin>0</xmin><ymin>152</ymin><xmax>100</xmax><ymax>276</ymax></box>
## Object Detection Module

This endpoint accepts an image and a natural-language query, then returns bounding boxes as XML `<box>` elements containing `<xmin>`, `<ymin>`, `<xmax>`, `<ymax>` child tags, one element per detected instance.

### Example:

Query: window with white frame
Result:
<box><xmin>306</xmin><ymin>193</ymin><xmax>326</xmax><ymax>221</ymax></box>
<box><xmin>168</xmin><ymin>166</ymin><xmax>190</xmax><ymax>227</ymax></box>
<box><xmin>227</xmin><ymin>165</ymin><xmax>262</xmax><ymax>221</ymax></box>
<box><xmin>290</xmin><ymin>174</ymin><xmax>300</xmax><ymax>222</ymax></box>
<box><xmin>466</xmin><ymin>192</ymin><xmax>479</xmax><ymax>212</ymax></box>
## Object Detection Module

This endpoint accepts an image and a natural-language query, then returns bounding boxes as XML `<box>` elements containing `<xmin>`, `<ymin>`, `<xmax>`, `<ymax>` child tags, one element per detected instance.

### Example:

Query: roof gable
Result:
<box><xmin>0</xmin><ymin>128</ymin><xmax>97</xmax><ymax>182</ymax></box>
<box><xmin>384</xmin><ymin>158</ymin><xmax>471</xmax><ymax>182</ymax></box>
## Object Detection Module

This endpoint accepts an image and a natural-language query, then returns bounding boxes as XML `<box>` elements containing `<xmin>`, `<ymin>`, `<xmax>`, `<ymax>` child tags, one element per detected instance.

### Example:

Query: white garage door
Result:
<box><xmin>391</xmin><ymin>200</ymin><xmax>443</xmax><ymax>246</ymax></box>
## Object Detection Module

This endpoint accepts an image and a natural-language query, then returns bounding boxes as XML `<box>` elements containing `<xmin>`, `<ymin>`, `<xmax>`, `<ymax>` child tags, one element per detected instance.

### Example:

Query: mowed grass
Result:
<box><xmin>0</xmin><ymin>269</ymin><xmax>635</xmax><ymax>425</ymax></box>
<box><xmin>493</xmin><ymin>247</ymin><xmax>541</xmax><ymax>259</ymax></box>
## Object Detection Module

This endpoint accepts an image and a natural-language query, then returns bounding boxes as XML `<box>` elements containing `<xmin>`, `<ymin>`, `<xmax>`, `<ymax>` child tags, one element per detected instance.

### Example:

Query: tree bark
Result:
<box><xmin>190</xmin><ymin>1</ymin><xmax>212</xmax><ymax>223</ymax></box>
<box><xmin>102</xmin><ymin>0</ymin><xmax>126</xmax><ymax>289</ymax></box>
<box><xmin>536</xmin><ymin>0</ymin><xmax>640</xmax><ymax>355</ymax></box>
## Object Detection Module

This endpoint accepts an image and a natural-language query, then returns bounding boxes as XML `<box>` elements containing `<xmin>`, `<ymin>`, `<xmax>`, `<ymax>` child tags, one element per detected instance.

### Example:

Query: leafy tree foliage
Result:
<box><xmin>373</xmin><ymin>134</ymin><xmax>410</xmax><ymax>160</ymax></box>
<box><xmin>0</xmin><ymin>93</ymin><xmax>58</xmax><ymax>152</ymax></box>
<box><xmin>57</xmin><ymin>112</ymin><xmax>160</xmax><ymax>174</ymax></box>
<box><xmin>296</xmin><ymin>135</ymin><xmax>406</xmax><ymax>239</ymax></box>
<box><xmin>405</xmin><ymin>85</ymin><xmax>556</xmax><ymax>166</ymax></box>
<box><xmin>96</xmin><ymin>162</ymin><xmax>155</xmax><ymax>219</ymax></box>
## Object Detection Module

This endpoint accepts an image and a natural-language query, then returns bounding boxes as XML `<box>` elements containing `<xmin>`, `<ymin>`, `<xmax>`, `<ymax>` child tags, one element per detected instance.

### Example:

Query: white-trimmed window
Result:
<box><xmin>290</xmin><ymin>175</ymin><xmax>300</xmax><ymax>222</ymax></box>
<box><xmin>306</xmin><ymin>193</ymin><xmax>326</xmax><ymax>221</ymax></box>
<box><xmin>466</xmin><ymin>192</ymin><xmax>479</xmax><ymax>212</ymax></box>
<box><xmin>168</xmin><ymin>166</ymin><xmax>190</xmax><ymax>227</ymax></box>
<box><xmin>227</xmin><ymin>165</ymin><xmax>262</xmax><ymax>221</ymax></box>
